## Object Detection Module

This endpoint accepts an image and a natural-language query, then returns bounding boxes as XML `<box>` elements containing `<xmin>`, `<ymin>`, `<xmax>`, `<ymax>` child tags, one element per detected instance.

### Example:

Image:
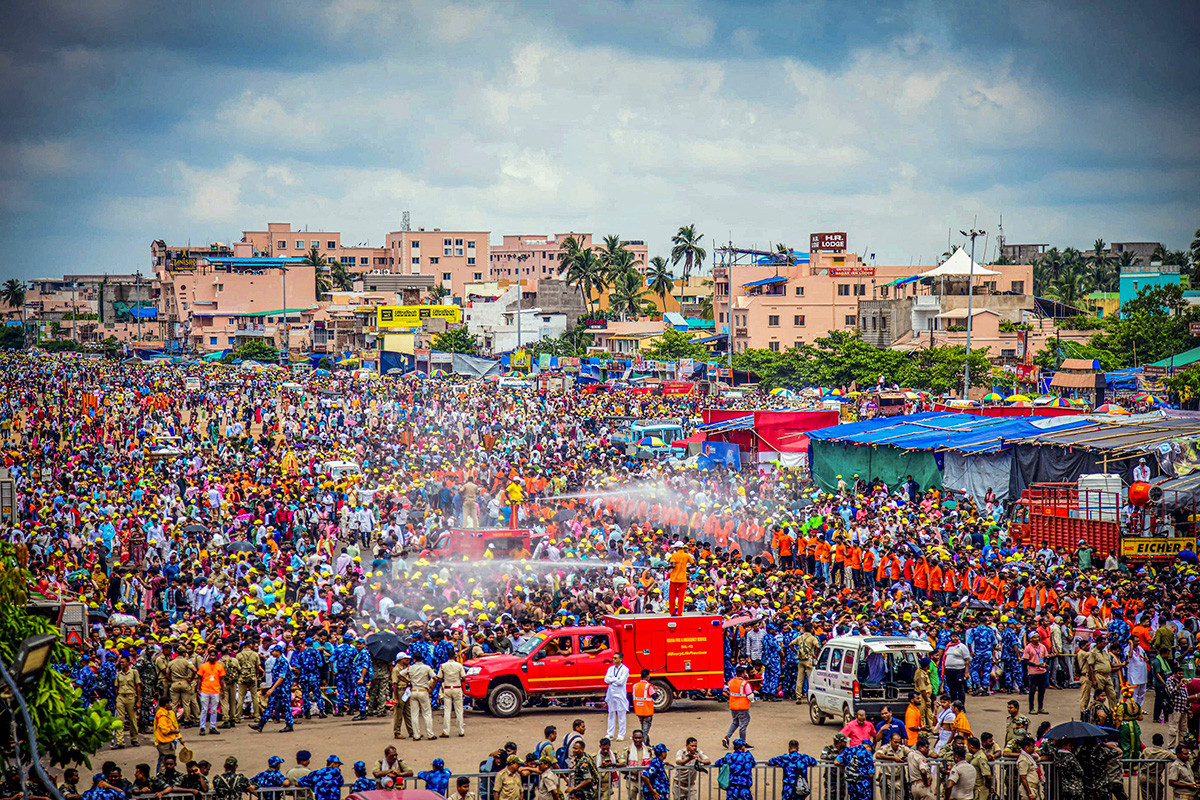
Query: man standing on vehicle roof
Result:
<box><xmin>667</xmin><ymin>542</ymin><xmax>693</xmax><ymax>616</ymax></box>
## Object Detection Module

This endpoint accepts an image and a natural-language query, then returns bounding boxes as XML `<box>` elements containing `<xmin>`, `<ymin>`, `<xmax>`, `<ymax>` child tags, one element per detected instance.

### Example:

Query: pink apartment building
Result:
<box><xmin>714</xmin><ymin>248</ymin><xmax>1033</xmax><ymax>354</ymax></box>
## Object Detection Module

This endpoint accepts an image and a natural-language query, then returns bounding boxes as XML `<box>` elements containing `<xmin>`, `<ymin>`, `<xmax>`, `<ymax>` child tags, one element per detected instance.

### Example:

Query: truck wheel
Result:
<box><xmin>842</xmin><ymin>705</ymin><xmax>853</xmax><ymax>726</ymax></box>
<box><xmin>650</xmin><ymin>679</ymin><xmax>674</xmax><ymax>713</ymax></box>
<box><xmin>487</xmin><ymin>684</ymin><xmax>524</xmax><ymax>718</ymax></box>
<box><xmin>809</xmin><ymin>697</ymin><xmax>826</xmax><ymax>725</ymax></box>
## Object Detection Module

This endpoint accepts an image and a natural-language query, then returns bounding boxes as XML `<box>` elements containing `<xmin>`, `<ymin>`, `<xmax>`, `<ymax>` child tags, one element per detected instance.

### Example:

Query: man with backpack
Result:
<box><xmin>560</xmin><ymin>720</ymin><xmax>587</xmax><ymax>769</ymax></box>
<box><xmin>767</xmin><ymin>741</ymin><xmax>817</xmax><ymax>800</ymax></box>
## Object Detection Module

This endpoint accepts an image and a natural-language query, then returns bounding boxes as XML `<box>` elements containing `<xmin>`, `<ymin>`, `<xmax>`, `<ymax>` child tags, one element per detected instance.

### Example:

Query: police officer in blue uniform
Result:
<box><xmin>250</xmin><ymin>644</ymin><xmax>294</xmax><ymax>733</ymax></box>
<box><xmin>250</xmin><ymin>756</ymin><xmax>289</xmax><ymax>788</ymax></box>
<box><xmin>334</xmin><ymin>634</ymin><xmax>358</xmax><ymax>716</ymax></box>
<box><xmin>296</xmin><ymin>639</ymin><xmax>326</xmax><ymax>719</ymax></box>
<box><xmin>298</xmin><ymin>755</ymin><xmax>344</xmax><ymax>800</ymax></box>
<box><xmin>352</xmin><ymin>639</ymin><xmax>371</xmax><ymax>721</ymax></box>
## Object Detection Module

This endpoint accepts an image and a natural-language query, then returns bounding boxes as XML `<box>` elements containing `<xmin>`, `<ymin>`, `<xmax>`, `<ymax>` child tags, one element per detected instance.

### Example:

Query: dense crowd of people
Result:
<box><xmin>5</xmin><ymin>351</ymin><xmax>1200</xmax><ymax>800</ymax></box>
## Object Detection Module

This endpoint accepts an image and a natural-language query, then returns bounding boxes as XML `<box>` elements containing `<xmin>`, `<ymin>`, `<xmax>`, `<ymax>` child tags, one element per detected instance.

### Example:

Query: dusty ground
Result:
<box><xmin>90</xmin><ymin>686</ymin><xmax>1165</xmax><ymax>779</ymax></box>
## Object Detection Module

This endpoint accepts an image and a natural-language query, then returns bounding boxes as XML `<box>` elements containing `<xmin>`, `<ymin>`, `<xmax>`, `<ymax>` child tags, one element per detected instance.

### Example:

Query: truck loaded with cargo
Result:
<box><xmin>462</xmin><ymin>613</ymin><xmax>725</xmax><ymax>717</ymax></box>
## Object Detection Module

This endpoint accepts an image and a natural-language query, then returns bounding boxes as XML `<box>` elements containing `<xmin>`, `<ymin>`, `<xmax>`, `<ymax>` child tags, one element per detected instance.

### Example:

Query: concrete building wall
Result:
<box><xmin>384</xmin><ymin>228</ymin><xmax>490</xmax><ymax>300</ymax></box>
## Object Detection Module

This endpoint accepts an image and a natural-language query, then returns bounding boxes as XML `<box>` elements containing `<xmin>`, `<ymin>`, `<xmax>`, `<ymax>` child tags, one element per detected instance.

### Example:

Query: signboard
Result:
<box><xmin>1121</xmin><ymin>537</ymin><xmax>1195</xmax><ymax>560</ymax></box>
<box><xmin>560</xmin><ymin>357</ymin><xmax>580</xmax><ymax>372</ymax></box>
<box><xmin>1143</xmin><ymin>364</ymin><xmax>1168</xmax><ymax>377</ymax></box>
<box><xmin>583</xmin><ymin>318</ymin><xmax>608</xmax><ymax>330</ymax></box>
<box><xmin>810</xmin><ymin>232</ymin><xmax>847</xmax><ymax>253</ymax></box>
<box><xmin>679</xmin><ymin>358</ymin><xmax>693</xmax><ymax>378</ymax></box>
<box><xmin>706</xmin><ymin>361</ymin><xmax>719</xmax><ymax>380</ymax></box>
<box><xmin>167</xmin><ymin>257</ymin><xmax>197</xmax><ymax>270</ymax></box>
<box><xmin>1191</xmin><ymin>322</ymin><xmax>1200</xmax><ymax>337</ymax></box>
<box><xmin>376</xmin><ymin>304</ymin><xmax>462</xmax><ymax>328</ymax></box>
<box><xmin>511</xmin><ymin>351</ymin><xmax>531</xmax><ymax>371</ymax></box>
<box><xmin>829</xmin><ymin>267</ymin><xmax>875</xmax><ymax>277</ymax></box>
<box><xmin>1014</xmin><ymin>363</ymin><xmax>1039</xmax><ymax>382</ymax></box>
<box><xmin>538</xmin><ymin>353</ymin><xmax>551</xmax><ymax>369</ymax></box>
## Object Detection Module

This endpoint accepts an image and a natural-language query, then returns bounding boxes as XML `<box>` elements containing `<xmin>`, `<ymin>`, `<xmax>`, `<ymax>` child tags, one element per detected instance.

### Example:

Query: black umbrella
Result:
<box><xmin>551</xmin><ymin>508</ymin><xmax>576</xmax><ymax>522</ymax></box>
<box><xmin>88</xmin><ymin>606</ymin><xmax>110</xmax><ymax>621</ymax></box>
<box><xmin>184</xmin><ymin>524</ymin><xmax>209</xmax><ymax>534</ymax></box>
<box><xmin>1042</xmin><ymin>720</ymin><xmax>1115</xmax><ymax>740</ymax></box>
<box><xmin>965</xmin><ymin>598</ymin><xmax>995</xmax><ymax>612</ymax></box>
<box><xmin>225</xmin><ymin>540</ymin><xmax>256</xmax><ymax>553</ymax></box>
<box><xmin>365</xmin><ymin>631</ymin><xmax>403</xmax><ymax>662</ymax></box>
<box><xmin>389</xmin><ymin>605</ymin><xmax>422</xmax><ymax>622</ymax></box>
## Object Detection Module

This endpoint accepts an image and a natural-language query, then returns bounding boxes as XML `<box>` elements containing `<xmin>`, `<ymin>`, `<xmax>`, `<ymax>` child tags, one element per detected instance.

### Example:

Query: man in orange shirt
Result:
<box><xmin>196</xmin><ymin>646</ymin><xmax>226</xmax><ymax>736</ymax></box>
<box><xmin>776</xmin><ymin>527</ymin><xmax>794</xmax><ymax>571</ymax></box>
<box><xmin>667</xmin><ymin>542</ymin><xmax>694</xmax><ymax>616</ymax></box>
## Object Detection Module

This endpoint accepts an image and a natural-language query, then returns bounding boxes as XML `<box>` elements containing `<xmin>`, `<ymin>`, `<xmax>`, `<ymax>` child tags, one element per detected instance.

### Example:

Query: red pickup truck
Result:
<box><xmin>462</xmin><ymin>613</ymin><xmax>726</xmax><ymax>717</ymax></box>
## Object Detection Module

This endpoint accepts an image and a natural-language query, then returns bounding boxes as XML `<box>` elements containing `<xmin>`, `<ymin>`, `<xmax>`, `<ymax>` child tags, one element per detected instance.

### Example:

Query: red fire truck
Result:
<box><xmin>462</xmin><ymin>613</ymin><xmax>726</xmax><ymax>717</ymax></box>
<box><xmin>428</xmin><ymin>529</ymin><xmax>538</xmax><ymax>560</ymax></box>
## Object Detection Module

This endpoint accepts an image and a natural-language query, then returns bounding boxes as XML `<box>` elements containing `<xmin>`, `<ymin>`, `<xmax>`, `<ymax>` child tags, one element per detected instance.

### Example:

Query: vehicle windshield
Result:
<box><xmin>857</xmin><ymin>649</ymin><xmax>920</xmax><ymax>684</ymax></box>
<box><xmin>515</xmin><ymin>635</ymin><xmax>545</xmax><ymax>656</ymax></box>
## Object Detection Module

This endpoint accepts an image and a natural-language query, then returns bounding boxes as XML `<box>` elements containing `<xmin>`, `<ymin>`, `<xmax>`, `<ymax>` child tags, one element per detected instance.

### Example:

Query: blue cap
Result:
<box><xmin>732</xmin><ymin>738</ymin><xmax>752</xmax><ymax>749</ymax></box>
<box><xmin>297</xmin><ymin>751</ymin><xmax>311</xmax><ymax>761</ymax></box>
<box><xmin>354</xmin><ymin>761</ymin><xmax>366</xmax><ymax>772</ymax></box>
<box><xmin>342</xmin><ymin>632</ymin><xmax>354</xmax><ymax>640</ymax></box>
<box><xmin>268</xmin><ymin>757</ymin><xmax>284</xmax><ymax>767</ymax></box>
<box><xmin>270</xmin><ymin>644</ymin><xmax>283</xmax><ymax>652</ymax></box>
<box><xmin>328</xmin><ymin>755</ymin><xmax>342</xmax><ymax>765</ymax></box>
<box><xmin>305</xmin><ymin>638</ymin><xmax>314</xmax><ymax>645</ymax></box>
<box><xmin>433</xmin><ymin>759</ymin><xmax>445</xmax><ymax>769</ymax></box>
<box><xmin>652</xmin><ymin>744</ymin><xmax>668</xmax><ymax>754</ymax></box>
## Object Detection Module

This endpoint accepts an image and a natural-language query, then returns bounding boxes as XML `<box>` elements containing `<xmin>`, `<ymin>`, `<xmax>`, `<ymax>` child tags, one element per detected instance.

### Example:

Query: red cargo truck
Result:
<box><xmin>462</xmin><ymin>613</ymin><xmax>725</xmax><ymax>717</ymax></box>
<box><xmin>1009</xmin><ymin>482</ymin><xmax>1121</xmax><ymax>553</ymax></box>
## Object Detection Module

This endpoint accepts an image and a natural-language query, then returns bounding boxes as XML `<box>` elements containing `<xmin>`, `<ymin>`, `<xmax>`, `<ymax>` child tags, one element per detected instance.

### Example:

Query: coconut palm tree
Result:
<box><xmin>431</xmin><ymin>283</ymin><xmax>450</xmax><ymax>302</ymax></box>
<box><xmin>555</xmin><ymin>235</ymin><xmax>586</xmax><ymax>275</ymax></box>
<box><xmin>607</xmin><ymin>269</ymin><xmax>650</xmax><ymax>320</ymax></box>
<box><xmin>1044</xmin><ymin>271</ymin><xmax>1087</xmax><ymax>308</ymax></box>
<box><xmin>645</xmin><ymin>256</ymin><xmax>675</xmax><ymax>310</ymax></box>
<box><xmin>301</xmin><ymin>245</ymin><xmax>327</xmax><ymax>268</ymax></box>
<box><xmin>698</xmin><ymin>295</ymin><xmax>714</xmax><ymax>320</ymax></box>
<box><xmin>1118</xmin><ymin>250</ymin><xmax>1141</xmax><ymax>268</ymax></box>
<box><xmin>563</xmin><ymin>249</ymin><xmax>605</xmax><ymax>312</ymax></box>
<box><xmin>302</xmin><ymin>245</ymin><xmax>331</xmax><ymax>297</ymax></box>
<box><xmin>1033</xmin><ymin>247</ymin><xmax>1064</xmax><ymax>295</ymax></box>
<box><xmin>670</xmin><ymin>224</ymin><xmax>707</xmax><ymax>280</ymax></box>
<box><xmin>774</xmin><ymin>243</ymin><xmax>797</xmax><ymax>267</ymax></box>
<box><xmin>1190</xmin><ymin>228</ymin><xmax>1200</xmax><ymax>269</ymax></box>
<box><xmin>597</xmin><ymin>235</ymin><xmax>642</xmax><ymax>288</ymax></box>
<box><xmin>1</xmin><ymin>279</ymin><xmax>25</xmax><ymax>346</ymax></box>
<box><xmin>1087</xmin><ymin>239</ymin><xmax>1117</xmax><ymax>292</ymax></box>
<box><xmin>329</xmin><ymin>260</ymin><xmax>354</xmax><ymax>291</ymax></box>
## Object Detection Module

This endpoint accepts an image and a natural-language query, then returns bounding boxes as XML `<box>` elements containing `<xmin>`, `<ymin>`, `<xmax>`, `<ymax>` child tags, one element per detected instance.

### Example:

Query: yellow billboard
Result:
<box><xmin>376</xmin><ymin>305</ymin><xmax>462</xmax><ymax>328</ymax></box>
<box><xmin>1120</xmin><ymin>537</ymin><xmax>1196</xmax><ymax>560</ymax></box>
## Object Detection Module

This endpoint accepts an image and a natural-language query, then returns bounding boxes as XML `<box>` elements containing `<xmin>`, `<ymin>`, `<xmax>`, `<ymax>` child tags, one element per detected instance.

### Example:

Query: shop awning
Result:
<box><xmin>741</xmin><ymin>276</ymin><xmax>787</xmax><ymax>288</ymax></box>
<box><xmin>696</xmin><ymin>414</ymin><xmax>755</xmax><ymax>434</ymax></box>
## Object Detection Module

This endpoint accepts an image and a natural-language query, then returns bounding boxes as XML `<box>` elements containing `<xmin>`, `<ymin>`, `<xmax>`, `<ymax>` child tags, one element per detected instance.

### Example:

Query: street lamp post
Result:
<box><xmin>1</xmin><ymin>633</ymin><xmax>64</xmax><ymax>800</ymax></box>
<box><xmin>959</xmin><ymin>227</ymin><xmax>985</xmax><ymax>398</ymax></box>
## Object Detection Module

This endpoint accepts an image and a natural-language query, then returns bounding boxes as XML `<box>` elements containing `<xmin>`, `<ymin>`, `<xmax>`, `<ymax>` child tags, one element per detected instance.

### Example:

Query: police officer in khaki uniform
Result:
<box><xmin>392</xmin><ymin>653</ymin><xmax>414</xmax><ymax>740</ymax></box>
<box><xmin>790</xmin><ymin>624</ymin><xmax>819</xmax><ymax>703</ymax></box>
<box><xmin>168</xmin><ymin>648</ymin><xmax>199</xmax><ymax>726</ymax></box>
<box><xmin>1084</xmin><ymin>632</ymin><xmax>1117</xmax><ymax>711</ymax></box>
<box><xmin>154</xmin><ymin>647</ymin><xmax>171</xmax><ymax>702</ymax></box>
<box><xmin>219</xmin><ymin>645</ymin><xmax>241</xmax><ymax>728</ymax></box>
<box><xmin>236</xmin><ymin>639</ymin><xmax>263</xmax><ymax>720</ymax></box>
<box><xmin>406</xmin><ymin>657</ymin><xmax>437</xmax><ymax>741</ymax></box>
<box><xmin>436</xmin><ymin>652</ymin><xmax>467</xmax><ymax>737</ymax></box>
<box><xmin>113</xmin><ymin>656</ymin><xmax>142</xmax><ymax>748</ymax></box>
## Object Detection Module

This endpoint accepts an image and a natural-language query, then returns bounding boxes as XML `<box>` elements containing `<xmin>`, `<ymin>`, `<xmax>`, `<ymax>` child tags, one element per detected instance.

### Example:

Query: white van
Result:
<box><xmin>320</xmin><ymin>460</ymin><xmax>362</xmax><ymax>479</ymax></box>
<box><xmin>807</xmin><ymin>635</ymin><xmax>932</xmax><ymax>726</ymax></box>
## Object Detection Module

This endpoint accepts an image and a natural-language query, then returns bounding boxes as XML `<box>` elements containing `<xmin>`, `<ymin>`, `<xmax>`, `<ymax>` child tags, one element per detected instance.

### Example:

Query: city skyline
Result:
<box><xmin>0</xmin><ymin>0</ymin><xmax>1197</xmax><ymax>279</ymax></box>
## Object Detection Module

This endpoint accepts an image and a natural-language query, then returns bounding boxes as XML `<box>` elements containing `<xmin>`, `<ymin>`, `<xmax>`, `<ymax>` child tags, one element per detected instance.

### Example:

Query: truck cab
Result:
<box><xmin>429</xmin><ymin>529</ymin><xmax>534</xmax><ymax>560</ymax></box>
<box><xmin>463</xmin><ymin>614</ymin><xmax>723</xmax><ymax>717</ymax></box>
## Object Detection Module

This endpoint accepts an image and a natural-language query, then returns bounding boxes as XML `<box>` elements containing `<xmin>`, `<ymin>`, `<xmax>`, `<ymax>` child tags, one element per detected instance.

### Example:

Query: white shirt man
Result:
<box><xmin>604</xmin><ymin>654</ymin><xmax>631</xmax><ymax>740</ymax></box>
<box><xmin>1133</xmin><ymin>458</ymin><xmax>1151</xmax><ymax>482</ymax></box>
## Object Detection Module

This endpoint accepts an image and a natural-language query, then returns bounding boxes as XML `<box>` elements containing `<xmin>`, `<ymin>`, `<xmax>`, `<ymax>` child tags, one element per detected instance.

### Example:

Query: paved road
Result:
<box><xmin>94</xmin><ymin>686</ymin><xmax>1165</xmax><ymax>778</ymax></box>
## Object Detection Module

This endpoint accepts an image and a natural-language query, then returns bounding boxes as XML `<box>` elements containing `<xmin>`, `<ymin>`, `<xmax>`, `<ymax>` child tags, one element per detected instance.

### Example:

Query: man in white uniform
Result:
<box><xmin>604</xmin><ymin>652</ymin><xmax>631</xmax><ymax>741</ymax></box>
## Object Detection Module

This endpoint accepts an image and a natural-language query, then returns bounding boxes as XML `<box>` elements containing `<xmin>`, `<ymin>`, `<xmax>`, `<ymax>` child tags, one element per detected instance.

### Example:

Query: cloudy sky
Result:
<box><xmin>1</xmin><ymin>0</ymin><xmax>1197</xmax><ymax>278</ymax></box>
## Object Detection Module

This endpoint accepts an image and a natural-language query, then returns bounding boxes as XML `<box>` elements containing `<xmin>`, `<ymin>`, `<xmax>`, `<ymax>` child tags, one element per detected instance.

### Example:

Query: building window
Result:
<box><xmin>412</xmin><ymin>257</ymin><xmax>420</xmax><ymax>265</ymax></box>
<box><xmin>326</xmin><ymin>240</ymin><xmax>336</xmax><ymax>249</ymax></box>
<box><xmin>768</xmin><ymin>341</ymin><xmax>780</xmax><ymax>352</ymax></box>
<box><xmin>1012</xmin><ymin>280</ymin><xmax>1025</xmax><ymax>294</ymax></box>
<box><xmin>853</xmin><ymin>284</ymin><xmax>866</xmax><ymax>296</ymax></box>
<box><xmin>429</xmin><ymin>257</ymin><xmax>439</xmax><ymax>264</ymax></box>
<box><xmin>277</xmin><ymin>240</ymin><xmax>286</xmax><ymax>250</ymax></box>
<box><xmin>880</xmin><ymin>286</ymin><xmax>889</xmax><ymax>298</ymax></box>
<box><xmin>411</xmin><ymin>240</ymin><xmax>420</xmax><ymax>249</ymax></box>
<box><xmin>310</xmin><ymin>240</ymin><xmax>318</xmax><ymax>248</ymax></box>
<box><xmin>467</xmin><ymin>240</ymin><xmax>476</xmax><ymax>249</ymax></box>
<box><xmin>444</xmin><ymin>246</ymin><xmax>453</xmax><ymax>256</ymax></box>
<box><xmin>871</xmin><ymin>317</ymin><xmax>877</xmax><ymax>330</ymax></box>
<box><xmin>467</xmin><ymin>257</ymin><xmax>476</xmax><ymax>266</ymax></box>
<box><xmin>296</xmin><ymin>240</ymin><xmax>304</xmax><ymax>249</ymax></box>
<box><xmin>454</xmin><ymin>238</ymin><xmax>463</xmax><ymax>246</ymax></box>
<box><xmin>228</xmin><ymin>337</ymin><xmax>235</xmax><ymax>344</ymax></box>
<box><xmin>474</xmin><ymin>272</ymin><xmax>483</xmax><ymax>281</ymax></box>
<box><xmin>837</xmin><ymin>284</ymin><xmax>850</xmax><ymax>296</ymax></box>
<box><xmin>794</xmin><ymin>315</ymin><xmax>805</xmax><ymax>326</ymax></box>
<box><xmin>768</xmin><ymin>315</ymin><xmax>780</xmax><ymax>327</ymax></box>
<box><xmin>443</xmin><ymin>238</ymin><xmax>452</xmax><ymax>246</ymax></box>
<box><xmin>794</xmin><ymin>341</ymin><xmax>802</xmax><ymax>349</ymax></box>
<box><xmin>1001</xmin><ymin>348</ymin><xmax>1016</xmax><ymax>357</ymax></box>
<box><xmin>209</xmin><ymin>337</ymin><xmax>218</xmax><ymax>345</ymax></box>
<box><xmin>442</xmin><ymin>272</ymin><xmax>452</xmax><ymax>281</ymax></box>
<box><xmin>794</xmin><ymin>286</ymin><xmax>804</xmax><ymax>296</ymax></box>
<box><xmin>455</xmin><ymin>247</ymin><xmax>464</xmax><ymax>256</ymax></box>
<box><xmin>718</xmin><ymin>312</ymin><xmax>725</xmax><ymax>323</ymax></box>
<box><xmin>845</xmin><ymin>315</ymin><xmax>856</xmax><ymax>326</ymax></box>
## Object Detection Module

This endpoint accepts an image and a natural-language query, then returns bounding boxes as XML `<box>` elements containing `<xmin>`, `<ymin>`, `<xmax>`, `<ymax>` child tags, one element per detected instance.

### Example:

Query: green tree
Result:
<box><xmin>430</xmin><ymin>283</ymin><xmax>451</xmax><ymax>302</ymax></box>
<box><xmin>639</xmin><ymin>329</ymin><xmax>711</xmax><ymax>361</ymax></box>
<box><xmin>0</xmin><ymin>543</ymin><xmax>119</xmax><ymax>767</ymax></box>
<box><xmin>670</xmin><ymin>224</ymin><xmax>707</xmax><ymax>280</ymax></box>
<box><xmin>302</xmin><ymin>246</ymin><xmax>331</xmax><ymax>296</ymax></box>
<box><xmin>1190</xmin><ymin>228</ymin><xmax>1200</xmax><ymax>270</ymax></box>
<box><xmin>607</xmin><ymin>269</ymin><xmax>650</xmax><ymax>320</ymax></box>
<box><xmin>645</xmin><ymin>256</ymin><xmax>675</xmax><ymax>310</ymax></box>
<box><xmin>301</xmin><ymin>245</ymin><xmax>327</xmax><ymax>268</ymax></box>
<box><xmin>1</xmin><ymin>278</ymin><xmax>25</xmax><ymax>346</ymax></box>
<box><xmin>774</xmin><ymin>243</ymin><xmax>797</xmax><ymax>266</ymax></box>
<box><xmin>561</xmin><ymin>248</ymin><xmax>604</xmax><ymax>313</ymax></box>
<box><xmin>1118</xmin><ymin>250</ymin><xmax>1141</xmax><ymax>268</ymax></box>
<box><xmin>432</xmin><ymin>326</ymin><xmax>479</xmax><ymax>354</ymax></box>
<box><xmin>698</xmin><ymin>295</ymin><xmax>714</xmax><ymax>320</ymax></box>
<box><xmin>220</xmin><ymin>338</ymin><xmax>279</xmax><ymax>364</ymax></box>
<box><xmin>329</xmin><ymin>260</ymin><xmax>354</xmax><ymax>291</ymax></box>
<box><xmin>1087</xmin><ymin>239</ymin><xmax>1117</xmax><ymax>292</ymax></box>
<box><xmin>1044</xmin><ymin>270</ymin><xmax>1088</xmax><ymax>307</ymax></box>
<box><xmin>1033</xmin><ymin>247</ymin><xmax>1064</xmax><ymax>295</ymax></box>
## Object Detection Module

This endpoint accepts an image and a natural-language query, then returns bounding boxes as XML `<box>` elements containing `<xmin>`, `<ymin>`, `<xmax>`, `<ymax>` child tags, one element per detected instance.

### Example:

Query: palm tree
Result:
<box><xmin>645</xmin><ymin>256</ymin><xmax>675</xmax><ymax>310</ymax></box>
<box><xmin>431</xmin><ymin>283</ymin><xmax>450</xmax><ymax>302</ymax></box>
<box><xmin>1</xmin><ymin>278</ymin><xmax>25</xmax><ymax>346</ymax></box>
<box><xmin>329</xmin><ymin>260</ymin><xmax>354</xmax><ymax>291</ymax></box>
<box><xmin>563</xmin><ymin>249</ymin><xmax>605</xmax><ymax>313</ymax></box>
<box><xmin>301</xmin><ymin>245</ymin><xmax>327</xmax><ymax>268</ymax></box>
<box><xmin>314</xmin><ymin>271</ymin><xmax>331</xmax><ymax>297</ymax></box>
<box><xmin>670</xmin><ymin>224</ymin><xmax>707</xmax><ymax>280</ymax></box>
<box><xmin>698</xmin><ymin>295</ymin><xmax>714</xmax><ymax>320</ymax></box>
<box><xmin>1033</xmin><ymin>247</ymin><xmax>1064</xmax><ymax>295</ymax></box>
<box><xmin>1190</xmin><ymin>228</ymin><xmax>1200</xmax><ymax>269</ymax></box>
<box><xmin>1087</xmin><ymin>239</ymin><xmax>1117</xmax><ymax>292</ymax></box>
<box><xmin>555</xmin><ymin>235</ymin><xmax>586</xmax><ymax>276</ymax></box>
<box><xmin>597</xmin><ymin>235</ymin><xmax>641</xmax><ymax>288</ymax></box>
<box><xmin>608</xmin><ymin>269</ymin><xmax>650</xmax><ymax>320</ymax></box>
<box><xmin>302</xmin><ymin>245</ymin><xmax>331</xmax><ymax>297</ymax></box>
<box><xmin>1044</xmin><ymin>271</ymin><xmax>1086</xmax><ymax>308</ymax></box>
<box><xmin>774</xmin><ymin>243</ymin><xmax>797</xmax><ymax>267</ymax></box>
<box><xmin>1118</xmin><ymin>250</ymin><xmax>1141</xmax><ymax>268</ymax></box>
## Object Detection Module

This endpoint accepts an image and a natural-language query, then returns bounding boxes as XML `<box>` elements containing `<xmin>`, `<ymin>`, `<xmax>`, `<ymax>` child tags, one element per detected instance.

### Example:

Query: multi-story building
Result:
<box><xmin>239</xmin><ymin>223</ymin><xmax>387</xmax><ymax>274</ymax></box>
<box><xmin>383</xmin><ymin>227</ymin><xmax>490</xmax><ymax>300</ymax></box>
<box><xmin>488</xmin><ymin>233</ymin><xmax>650</xmax><ymax>291</ymax></box>
<box><xmin>713</xmin><ymin>241</ymin><xmax>1033</xmax><ymax>354</ymax></box>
